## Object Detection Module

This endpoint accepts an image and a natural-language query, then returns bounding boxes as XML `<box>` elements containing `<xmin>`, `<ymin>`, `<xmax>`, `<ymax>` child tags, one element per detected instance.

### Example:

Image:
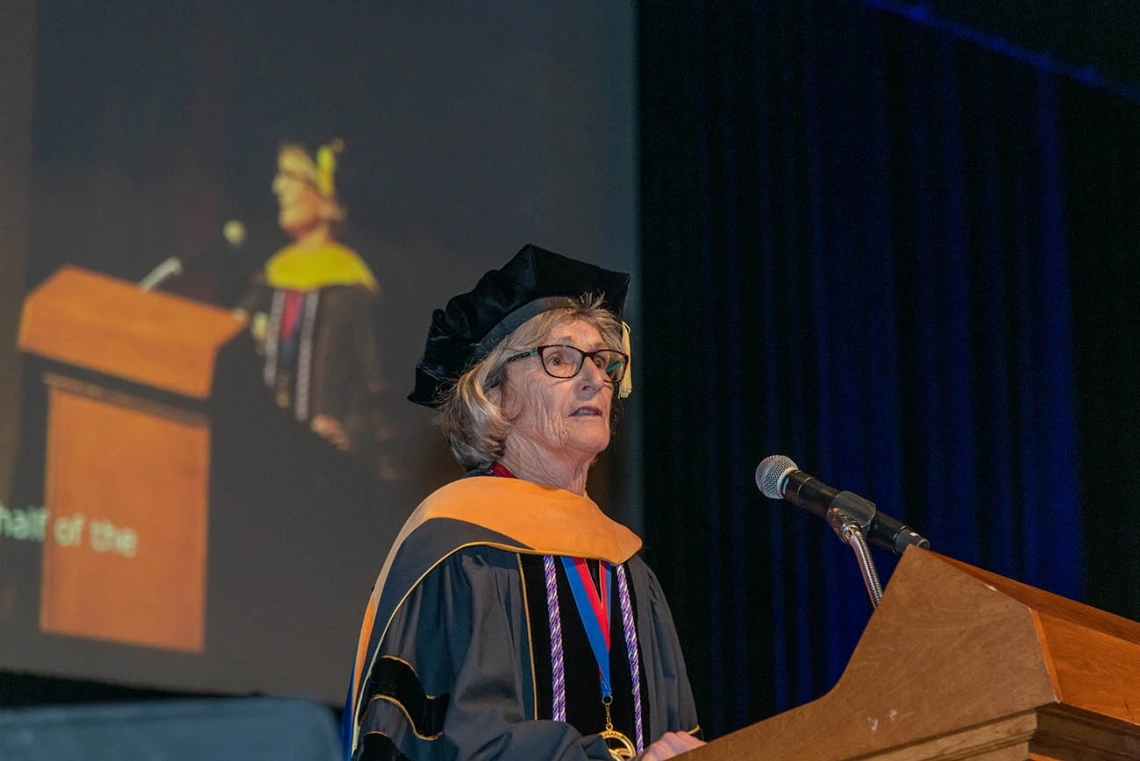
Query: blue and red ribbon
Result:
<box><xmin>561</xmin><ymin>556</ymin><xmax>613</xmax><ymax>697</ymax></box>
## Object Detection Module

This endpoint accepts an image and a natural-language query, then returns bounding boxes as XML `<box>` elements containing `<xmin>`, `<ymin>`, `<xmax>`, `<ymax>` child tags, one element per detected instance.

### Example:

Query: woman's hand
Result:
<box><xmin>635</xmin><ymin>731</ymin><xmax>705</xmax><ymax>760</ymax></box>
<box><xmin>311</xmin><ymin>414</ymin><xmax>351</xmax><ymax>451</ymax></box>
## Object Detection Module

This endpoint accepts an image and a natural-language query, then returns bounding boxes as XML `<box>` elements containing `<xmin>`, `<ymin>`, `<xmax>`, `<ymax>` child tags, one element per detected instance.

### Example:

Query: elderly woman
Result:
<box><xmin>344</xmin><ymin>246</ymin><xmax>703</xmax><ymax>761</ymax></box>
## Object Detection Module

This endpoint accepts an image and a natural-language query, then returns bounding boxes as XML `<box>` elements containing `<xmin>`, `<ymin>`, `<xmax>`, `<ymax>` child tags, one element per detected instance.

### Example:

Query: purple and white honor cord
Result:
<box><xmin>542</xmin><ymin>556</ymin><xmax>644</xmax><ymax>753</ymax></box>
<box><xmin>543</xmin><ymin>555</ymin><xmax>567</xmax><ymax>722</ymax></box>
<box><xmin>616</xmin><ymin>564</ymin><xmax>645</xmax><ymax>752</ymax></box>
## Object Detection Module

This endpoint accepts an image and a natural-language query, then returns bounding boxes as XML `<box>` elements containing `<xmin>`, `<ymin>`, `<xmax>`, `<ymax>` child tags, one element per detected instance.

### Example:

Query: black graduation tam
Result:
<box><xmin>408</xmin><ymin>244</ymin><xmax>631</xmax><ymax>408</ymax></box>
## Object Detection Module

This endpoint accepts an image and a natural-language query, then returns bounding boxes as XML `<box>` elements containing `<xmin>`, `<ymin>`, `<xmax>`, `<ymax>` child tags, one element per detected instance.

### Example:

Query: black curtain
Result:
<box><xmin>638</xmin><ymin>0</ymin><xmax>1140</xmax><ymax>738</ymax></box>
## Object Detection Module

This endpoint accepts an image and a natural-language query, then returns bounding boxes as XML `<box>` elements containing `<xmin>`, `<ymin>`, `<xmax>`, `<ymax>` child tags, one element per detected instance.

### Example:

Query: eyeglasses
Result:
<box><xmin>507</xmin><ymin>344</ymin><xmax>630</xmax><ymax>385</ymax></box>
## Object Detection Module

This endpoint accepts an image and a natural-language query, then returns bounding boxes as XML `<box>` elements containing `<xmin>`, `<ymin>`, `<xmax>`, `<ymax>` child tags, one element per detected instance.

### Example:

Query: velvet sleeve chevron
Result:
<box><xmin>357</xmin><ymin>656</ymin><xmax>449</xmax><ymax>742</ymax></box>
<box><xmin>351</xmin><ymin>553</ymin><xmax>461</xmax><ymax>761</ymax></box>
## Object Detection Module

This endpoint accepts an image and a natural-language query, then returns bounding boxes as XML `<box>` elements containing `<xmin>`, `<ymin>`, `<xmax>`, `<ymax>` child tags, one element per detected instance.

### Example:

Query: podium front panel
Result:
<box><xmin>40</xmin><ymin>375</ymin><xmax>208</xmax><ymax>652</ymax></box>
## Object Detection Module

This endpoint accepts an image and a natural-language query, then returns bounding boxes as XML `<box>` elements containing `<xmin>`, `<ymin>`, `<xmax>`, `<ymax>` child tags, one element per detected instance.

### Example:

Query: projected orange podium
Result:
<box><xmin>18</xmin><ymin>267</ymin><xmax>244</xmax><ymax>652</ymax></box>
<box><xmin>688</xmin><ymin>549</ymin><xmax>1140</xmax><ymax>761</ymax></box>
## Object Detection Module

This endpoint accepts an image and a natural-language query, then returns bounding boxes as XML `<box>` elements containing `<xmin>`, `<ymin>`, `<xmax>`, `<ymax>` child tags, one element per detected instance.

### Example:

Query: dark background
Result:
<box><xmin>640</xmin><ymin>0</ymin><xmax>1140</xmax><ymax>738</ymax></box>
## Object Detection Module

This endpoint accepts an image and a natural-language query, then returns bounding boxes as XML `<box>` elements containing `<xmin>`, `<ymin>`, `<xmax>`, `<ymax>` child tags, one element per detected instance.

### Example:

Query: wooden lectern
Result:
<box><xmin>691</xmin><ymin>548</ymin><xmax>1140</xmax><ymax>761</ymax></box>
<box><xmin>18</xmin><ymin>267</ymin><xmax>244</xmax><ymax>653</ymax></box>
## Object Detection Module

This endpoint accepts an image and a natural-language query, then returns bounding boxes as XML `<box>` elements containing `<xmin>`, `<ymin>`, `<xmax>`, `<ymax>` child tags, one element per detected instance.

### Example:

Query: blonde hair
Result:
<box><xmin>437</xmin><ymin>295</ymin><xmax>624</xmax><ymax>470</ymax></box>
<box><xmin>277</xmin><ymin>141</ymin><xmax>347</xmax><ymax>222</ymax></box>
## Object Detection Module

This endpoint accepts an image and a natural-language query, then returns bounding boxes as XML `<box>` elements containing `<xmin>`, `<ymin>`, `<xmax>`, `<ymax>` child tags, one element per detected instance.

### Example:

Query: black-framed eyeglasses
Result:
<box><xmin>507</xmin><ymin>344</ymin><xmax>629</xmax><ymax>384</ymax></box>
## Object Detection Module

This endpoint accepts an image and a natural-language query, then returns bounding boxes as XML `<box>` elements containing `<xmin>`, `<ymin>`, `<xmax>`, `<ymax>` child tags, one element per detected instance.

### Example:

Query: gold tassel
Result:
<box><xmin>619</xmin><ymin>321</ymin><xmax>633</xmax><ymax>399</ymax></box>
<box><xmin>316</xmin><ymin>138</ymin><xmax>345</xmax><ymax>198</ymax></box>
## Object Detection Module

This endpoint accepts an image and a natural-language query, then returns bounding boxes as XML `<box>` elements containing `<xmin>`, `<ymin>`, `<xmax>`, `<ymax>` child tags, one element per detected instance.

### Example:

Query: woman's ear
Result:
<box><xmin>488</xmin><ymin>374</ymin><xmax>516</xmax><ymax>422</ymax></box>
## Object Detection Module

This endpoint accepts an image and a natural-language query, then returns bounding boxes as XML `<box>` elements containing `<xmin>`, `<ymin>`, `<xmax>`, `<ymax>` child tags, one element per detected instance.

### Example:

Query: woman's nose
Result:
<box><xmin>576</xmin><ymin>359</ymin><xmax>606</xmax><ymax>388</ymax></box>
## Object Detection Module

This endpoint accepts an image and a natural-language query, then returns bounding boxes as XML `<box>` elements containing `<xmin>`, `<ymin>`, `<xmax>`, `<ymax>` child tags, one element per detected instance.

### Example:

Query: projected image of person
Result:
<box><xmin>239</xmin><ymin>140</ymin><xmax>386</xmax><ymax>460</ymax></box>
<box><xmin>344</xmin><ymin>245</ymin><xmax>704</xmax><ymax>761</ymax></box>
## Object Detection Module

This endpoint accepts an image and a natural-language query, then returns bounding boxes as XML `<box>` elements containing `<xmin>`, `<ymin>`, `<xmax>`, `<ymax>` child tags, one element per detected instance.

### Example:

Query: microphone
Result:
<box><xmin>755</xmin><ymin>454</ymin><xmax>929</xmax><ymax>555</ymax></box>
<box><xmin>140</xmin><ymin>219</ymin><xmax>246</xmax><ymax>291</ymax></box>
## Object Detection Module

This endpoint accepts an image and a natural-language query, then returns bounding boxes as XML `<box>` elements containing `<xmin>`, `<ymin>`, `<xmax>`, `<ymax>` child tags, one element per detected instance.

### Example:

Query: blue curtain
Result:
<box><xmin>638</xmin><ymin>0</ymin><xmax>1089</xmax><ymax>737</ymax></box>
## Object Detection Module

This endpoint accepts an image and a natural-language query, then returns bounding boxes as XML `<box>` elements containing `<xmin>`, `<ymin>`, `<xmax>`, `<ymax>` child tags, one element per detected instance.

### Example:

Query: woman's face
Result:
<box><xmin>501</xmin><ymin>318</ymin><xmax>615</xmax><ymax>462</ymax></box>
<box><xmin>272</xmin><ymin>149</ymin><xmax>335</xmax><ymax>238</ymax></box>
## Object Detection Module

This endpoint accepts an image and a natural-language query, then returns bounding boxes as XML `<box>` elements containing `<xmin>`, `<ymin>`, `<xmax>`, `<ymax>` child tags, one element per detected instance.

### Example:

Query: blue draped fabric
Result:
<box><xmin>638</xmin><ymin>0</ymin><xmax>1085</xmax><ymax>736</ymax></box>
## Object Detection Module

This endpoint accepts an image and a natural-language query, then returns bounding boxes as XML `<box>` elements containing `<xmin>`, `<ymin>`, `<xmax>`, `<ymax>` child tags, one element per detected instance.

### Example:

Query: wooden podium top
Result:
<box><xmin>18</xmin><ymin>267</ymin><xmax>245</xmax><ymax>400</ymax></box>
<box><xmin>690</xmin><ymin>549</ymin><xmax>1140</xmax><ymax>761</ymax></box>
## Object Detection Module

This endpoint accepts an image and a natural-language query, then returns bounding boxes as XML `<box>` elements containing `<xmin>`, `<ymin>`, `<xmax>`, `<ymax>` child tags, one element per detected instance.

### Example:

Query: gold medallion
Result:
<box><xmin>600</xmin><ymin>728</ymin><xmax>637</xmax><ymax>760</ymax></box>
<box><xmin>600</xmin><ymin>696</ymin><xmax>636</xmax><ymax>761</ymax></box>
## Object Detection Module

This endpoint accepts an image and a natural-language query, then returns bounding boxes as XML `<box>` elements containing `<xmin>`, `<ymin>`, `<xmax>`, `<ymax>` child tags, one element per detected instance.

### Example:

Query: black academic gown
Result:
<box><xmin>238</xmin><ymin>242</ymin><xmax>384</xmax><ymax>460</ymax></box>
<box><xmin>345</xmin><ymin>478</ymin><xmax>699</xmax><ymax>761</ymax></box>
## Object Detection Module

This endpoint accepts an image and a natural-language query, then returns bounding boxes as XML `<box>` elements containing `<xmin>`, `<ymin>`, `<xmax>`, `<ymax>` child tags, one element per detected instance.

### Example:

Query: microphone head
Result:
<box><xmin>222</xmin><ymin>219</ymin><xmax>247</xmax><ymax>248</ymax></box>
<box><xmin>755</xmin><ymin>454</ymin><xmax>798</xmax><ymax>499</ymax></box>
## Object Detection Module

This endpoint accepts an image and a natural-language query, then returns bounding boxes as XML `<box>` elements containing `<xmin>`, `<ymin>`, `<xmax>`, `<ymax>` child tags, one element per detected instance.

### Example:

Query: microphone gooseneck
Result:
<box><xmin>139</xmin><ymin>219</ymin><xmax>246</xmax><ymax>291</ymax></box>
